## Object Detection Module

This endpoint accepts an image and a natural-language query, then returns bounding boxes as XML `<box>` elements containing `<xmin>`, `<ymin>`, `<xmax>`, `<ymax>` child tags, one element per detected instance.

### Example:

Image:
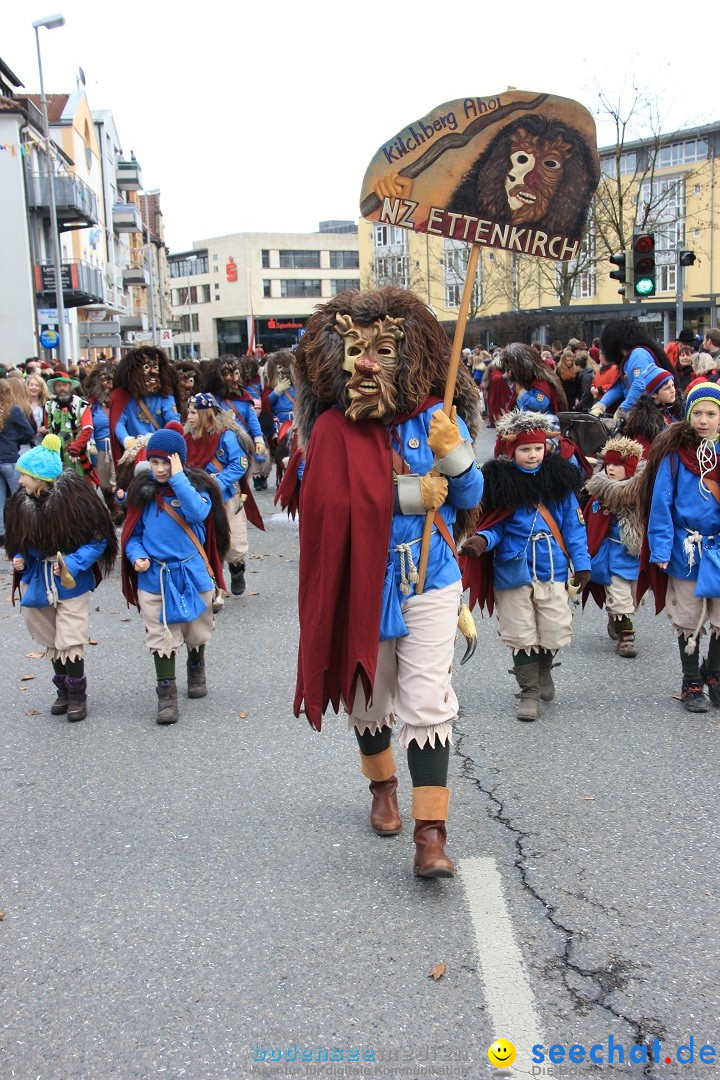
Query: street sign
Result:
<box><xmin>135</xmin><ymin>331</ymin><xmax>153</xmax><ymax>344</ymax></box>
<box><xmin>37</xmin><ymin>308</ymin><xmax>70</xmax><ymax>325</ymax></box>
<box><xmin>39</xmin><ymin>329</ymin><xmax>60</xmax><ymax>348</ymax></box>
<box><xmin>159</xmin><ymin>328</ymin><xmax>173</xmax><ymax>346</ymax></box>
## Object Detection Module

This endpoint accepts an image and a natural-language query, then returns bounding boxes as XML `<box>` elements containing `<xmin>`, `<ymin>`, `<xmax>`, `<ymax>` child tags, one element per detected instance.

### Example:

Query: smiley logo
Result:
<box><xmin>488</xmin><ymin>1039</ymin><xmax>516</xmax><ymax>1068</ymax></box>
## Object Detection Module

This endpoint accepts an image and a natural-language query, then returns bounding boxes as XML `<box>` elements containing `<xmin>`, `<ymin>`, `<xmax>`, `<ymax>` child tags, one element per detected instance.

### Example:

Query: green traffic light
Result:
<box><xmin>635</xmin><ymin>278</ymin><xmax>655</xmax><ymax>296</ymax></box>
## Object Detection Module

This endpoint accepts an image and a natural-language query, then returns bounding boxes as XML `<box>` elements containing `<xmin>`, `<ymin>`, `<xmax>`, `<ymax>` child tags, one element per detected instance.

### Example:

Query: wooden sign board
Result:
<box><xmin>360</xmin><ymin>90</ymin><xmax>600</xmax><ymax>262</ymax></box>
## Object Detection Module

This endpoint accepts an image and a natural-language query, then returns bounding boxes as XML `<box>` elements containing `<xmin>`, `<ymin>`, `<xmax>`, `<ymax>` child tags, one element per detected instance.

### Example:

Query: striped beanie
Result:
<box><xmin>643</xmin><ymin>365</ymin><xmax>673</xmax><ymax>396</ymax></box>
<box><xmin>685</xmin><ymin>381</ymin><xmax>720</xmax><ymax>420</ymax></box>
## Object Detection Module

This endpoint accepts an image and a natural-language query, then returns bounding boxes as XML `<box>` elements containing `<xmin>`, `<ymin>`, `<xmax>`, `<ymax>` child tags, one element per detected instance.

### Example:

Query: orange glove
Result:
<box><xmin>428</xmin><ymin>406</ymin><xmax>463</xmax><ymax>459</ymax></box>
<box><xmin>419</xmin><ymin>473</ymin><xmax>448</xmax><ymax>511</ymax></box>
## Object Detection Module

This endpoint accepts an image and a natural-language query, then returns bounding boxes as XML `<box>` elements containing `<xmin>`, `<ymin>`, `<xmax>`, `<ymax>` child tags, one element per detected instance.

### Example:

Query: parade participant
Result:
<box><xmin>121</xmin><ymin>425</ymin><xmax>229</xmax><ymax>724</ymax></box>
<box><xmin>461</xmin><ymin>410</ymin><xmax>590</xmax><ymax>721</ymax></box>
<box><xmin>109</xmin><ymin>346</ymin><xmax>180</xmax><ymax>467</ymax></box>
<box><xmin>174</xmin><ymin>360</ymin><xmax>201</xmax><ymax>420</ymax></box>
<box><xmin>184</xmin><ymin>392</ymin><xmax>253</xmax><ymax>597</ymax></box>
<box><xmin>287</xmin><ymin>286</ymin><xmax>483</xmax><ymax>879</ymax></box>
<box><xmin>590</xmin><ymin>320</ymin><xmax>676</xmax><ymax>421</ymax></box>
<box><xmin>623</xmin><ymin>380</ymin><xmax>684</xmax><ymax>458</ymax></box>
<box><xmin>483</xmin><ymin>357</ymin><xmax>513</xmax><ymax>428</ymax></box>
<box><xmin>582</xmin><ymin>437</ymin><xmax>645</xmax><ymax>658</ymax></box>
<box><xmin>44</xmin><ymin>373</ymin><xmax>95</xmax><ymax>481</ymax></box>
<box><xmin>639</xmin><ymin>382</ymin><xmax>720</xmax><ymax>713</ymax></box>
<box><xmin>268</xmin><ymin>349</ymin><xmax>297</xmax><ymax>426</ymax></box>
<box><xmin>202</xmin><ymin>357</ymin><xmax>268</xmax><ymax>471</ymax></box>
<box><xmin>83</xmin><ymin>363</ymin><xmax>117</xmax><ymax>516</ymax></box>
<box><xmin>6</xmin><ymin>434</ymin><xmax>117</xmax><ymax>721</ymax></box>
<box><xmin>500</xmin><ymin>343</ymin><xmax>568</xmax><ymax>416</ymax></box>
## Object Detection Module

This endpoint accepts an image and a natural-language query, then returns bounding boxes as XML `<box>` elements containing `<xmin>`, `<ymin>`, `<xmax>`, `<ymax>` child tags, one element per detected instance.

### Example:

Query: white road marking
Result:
<box><xmin>460</xmin><ymin>856</ymin><xmax>549</xmax><ymax>1077</ymax></box>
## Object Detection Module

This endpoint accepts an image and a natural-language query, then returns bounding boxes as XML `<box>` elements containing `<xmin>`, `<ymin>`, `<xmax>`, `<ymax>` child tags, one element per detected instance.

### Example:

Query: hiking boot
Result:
<box><xmin>700</xmin><ymin>661</ymin><xmax>720</xmax><ymax>707</ymax></box>
<box><xmin>513</xmin><ymin>662</ymin><xmax>541</xmax><ymax>721</ymax></box>
<box><xmin>65</xmin><ymin>675</ymin><xmax>87</xmax><ymax>722</ymax></box>
<box><xmin>681</xmin><ymin>679</ymin><xmax>709</xmax><ymax>714</ymax></box>
<box><xmin>50</xmin><ymin>674</ymin><xmax>68</xmax><ymax>715</ymax></box>
<box><xmin>607</xmin><ymin>616</ymin><xmax>619</xmax><ymax>641</ymax></box>
<box><xmin>538</xmin><ymin>652</ymin><xmax>557</xmax><ymax>701</ymax></box>
<box><xmin>156</xmin><ymin>679</ymin><xmax>179</xmax><ymax>724</ymax></box>
<box><xmin>229</xmin><ymin>562</ymin><xmax>246</xmax><ymax>596</ymax></box>
<box><xmin>615</xmin><ymin>632</ymin><xmax>638</xmax><ymax>659</ymax></box>
<box><xmin>187</xmin><ymin>659</ymin><xmax>207</xmax><ymax>699</ymax></box>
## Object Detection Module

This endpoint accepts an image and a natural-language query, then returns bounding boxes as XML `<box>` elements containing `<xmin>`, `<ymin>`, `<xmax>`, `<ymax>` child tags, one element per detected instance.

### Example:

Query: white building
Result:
<box><xmin>168</xmin><ymin>223</ymin><xmax>360</xmax><ymax>357</ymax></box>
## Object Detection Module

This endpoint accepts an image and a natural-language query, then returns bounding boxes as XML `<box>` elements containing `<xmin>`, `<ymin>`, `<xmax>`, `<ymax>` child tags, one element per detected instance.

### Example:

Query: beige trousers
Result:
<box><xmin>666</xmin><ymin>576</ymin><xmax>720</xmax><ymax>636</ymax></box>
<box><xmin>226</xmin><ymin>493</ymin><xmax>248</xmax><ymax>564</ymax></box>
<box><xmin>494</xmin><ymin>581</ymin><xmax>573</xmax><ymax>652</ymax></box>
<box><xmin>605</xmin><ymin>574</ymin><xmax>636</xmax><ymax>618</ymax></box>
<box><xmin>137</xmin><ymin>588</ymin><xmax>214</xmax><ymax>656</ymax></box>
<box><xmin>348</xmin><ymin>580</ymin><xmax>462</xmax><ymax>749</ymax></box>
<box><xmin>21</xmin><ymin>590</ymin><xmax>89</xmax><ymax>663</ymax></box>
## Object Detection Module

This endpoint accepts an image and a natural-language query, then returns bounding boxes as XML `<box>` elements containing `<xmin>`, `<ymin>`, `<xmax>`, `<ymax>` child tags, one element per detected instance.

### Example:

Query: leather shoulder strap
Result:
<box><xmin>704</xmin><ymin>477</ymin><xmax>720</xmax><ymax>507</ymax></box>
<box><xmin>160</xmin><ymin>502</ymin><xmax>215</xmax><ymax>581</ymax></box>
<box><xmin>536</xmin><ymin>502</ymin><xmax>570</xmax><ymax>559</ymax></box>
<box><xmin>138</xmin><ymin>399</ymin><xmax>161</xmax><ymax>429</ymax></box>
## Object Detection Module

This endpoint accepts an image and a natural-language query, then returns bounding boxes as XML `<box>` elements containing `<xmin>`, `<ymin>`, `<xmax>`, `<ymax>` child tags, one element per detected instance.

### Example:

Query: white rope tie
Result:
<box><xmin>697</xmin><ymin>439</ymin><xmax>718</xmax><ymax>500</ymax></box>
<box><xmin>686</xmin><ymin>597</ymin><xmax>708</xmax><ymax>655</ymax></box>
<box><xmin>395</xmin><ymin>539</ymin><xmax>421</xmax><ymax>595</ymax></box>
<box><xmin>43</xmin><ymin>558</ymin><xmax>59</xmax><ymax>607</ymax></box>
<box><xmin>530</xmin><ymin>532</ymin><xmax>555</xmax><ymax>584</ymax></box>
<box><xmin>158</xmin><ymin>561</ymin><xmax>173</xmax><ymax>646</ymax></box>
<box><xmin>683</xmin><ymin>530</ymin><xmax>704</xmax><ymax>570</ymax></box>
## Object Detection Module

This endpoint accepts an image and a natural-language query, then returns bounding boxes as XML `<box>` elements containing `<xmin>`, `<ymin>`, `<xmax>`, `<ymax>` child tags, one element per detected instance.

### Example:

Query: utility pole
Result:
<box><xmin>141</xmin><ymin>194</ymin><xmax>157</xmax><ymax>345</ymax></box>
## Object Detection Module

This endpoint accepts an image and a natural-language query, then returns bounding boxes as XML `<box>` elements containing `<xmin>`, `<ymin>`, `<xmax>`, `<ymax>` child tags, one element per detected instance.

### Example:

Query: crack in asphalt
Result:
<box><xmin>453</xmin><ymin>719</ymin><xmax>666</xmax><ymax>1078</ymax></box>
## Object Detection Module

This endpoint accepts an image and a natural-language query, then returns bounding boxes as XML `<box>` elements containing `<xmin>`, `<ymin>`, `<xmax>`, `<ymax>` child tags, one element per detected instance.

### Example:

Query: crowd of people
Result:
<box><xmin>4</xmin><ymin>304</ymin><xmax>720</xmax><ymax>881</ymax></box>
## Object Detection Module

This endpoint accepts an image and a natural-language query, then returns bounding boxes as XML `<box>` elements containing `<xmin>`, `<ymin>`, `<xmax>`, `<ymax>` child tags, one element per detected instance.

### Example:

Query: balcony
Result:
<box><xmin>26</xmin><ymin>172</ymin><xmax>98</xmax><ymax>229</ymax></box>
<box><xmin>120</xmin><ymin>313</ymin><xmax>148</xmax><ymax>334</ymax></box>
<box><xmin>116</xmin><ymin>159</ymin><xmax>143</xmax><ymax>192</ymax></box>
<box><xmin>112</xmin><ymin>202</ymin><xmax>143</xmax><ymax>234</ymax></box>
<box><xmin>123</xmin><ymin>265</ymin><xmax>149</xmax><ymax>288</ymax></box>
<box><xmin>34</xmin><ymin>260</ymin><xmax>105</xmax><ymax>308</ymax></box>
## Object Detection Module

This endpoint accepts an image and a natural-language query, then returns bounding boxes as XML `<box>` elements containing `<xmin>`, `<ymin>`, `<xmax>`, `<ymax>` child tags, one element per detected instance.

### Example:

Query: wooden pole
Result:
<box><xmin>416</xmin><ymin>243</ymin><xmax>480</xmax><ymax>595</ymax></box>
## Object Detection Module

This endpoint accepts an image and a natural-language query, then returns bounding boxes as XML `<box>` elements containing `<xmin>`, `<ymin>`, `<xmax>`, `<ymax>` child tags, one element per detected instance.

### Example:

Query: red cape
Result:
<box><xmin>184</xmin><ymin>431</ymin><xmax>222</xmax><ymax>470</ymax></box>
<box><xmin>120</xmin><ymin>485</ymin><xmax>227</xmax><ymax>609</ymax></box>
<box><xmin>294</xmin><ymin>407</ymin><xmax>393</xmax><ymax>730</ymax></box>
<box><xmin>580</xmin><ymin>497</ymin><xmax>613</xmax><ymax>611</ymax></box>
<box><xmin>108</xmin><ymin>388</ymin><xmax>133</xmax><ymax>468</ymax></box>
<box><xmin>557</xmin><ymin>435</ymin><xmax>593</xmax><ymax>479</ymax></box>
<box><xmin>487</xmin><ymin>370</ymin><xmax>513</xmax><ymax>422</ymax></box>
<box><xmin>275</xmin><ymin>433</ymin><xmax>303</xmax><ymax>519</ymax></box>
<box><xmin>459</xmin><ymin>506</ymin><xmax>513</xmax><ymax>616</ymax></box>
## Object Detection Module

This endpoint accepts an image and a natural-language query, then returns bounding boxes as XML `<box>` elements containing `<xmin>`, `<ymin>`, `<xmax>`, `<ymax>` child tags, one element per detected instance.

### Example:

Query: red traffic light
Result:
<box><xmin>633</xmin><ymin>233</ymin><xmax>655</xmax><ymax>254</ymax></box>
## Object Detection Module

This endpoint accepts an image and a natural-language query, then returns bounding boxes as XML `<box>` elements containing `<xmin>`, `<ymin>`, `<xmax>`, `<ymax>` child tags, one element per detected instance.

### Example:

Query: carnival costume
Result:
<box><xmin>461</xmin><ymin>410</ymin><xmax>590</xmax><ymax>721</ymax></box>
<box><xmin>109</xmin><ymin>346</ymin><xmax>180</xmax><ymax>468</ymax></box>
<box><xmin>280</xmin><ymin>287</ymin><xmax>483</xmax><ymax>878</ymax></box>
<box><xmin>44</xmin><ymin>375</ymin><xmax>95</xmax><ymax>483</ymax></box>
<box><xmin>5</xmin><ymin>434</ymin><xmax>117</xmax><ymax>721</ymax></box>
<box><xmin>121</xmin><ymin>426</ymin><xmax>229</xmax><ymax>724</ymax></box>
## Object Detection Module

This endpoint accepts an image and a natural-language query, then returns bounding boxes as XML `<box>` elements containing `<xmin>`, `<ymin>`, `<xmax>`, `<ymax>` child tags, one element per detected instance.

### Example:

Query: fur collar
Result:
<box><xmin>585</xmin><ymin>464</ymin><xmax>645</xmax><ymax>513</ymax></box>
<box><xmin>126</xmin><ymin>466</ymin><xmax>217</xmax><ymax>509</ymax></box>
<box><xmin>481</xmin><ymin>453</ymin><xmax>583</xmax><ymax>513</ymax></box>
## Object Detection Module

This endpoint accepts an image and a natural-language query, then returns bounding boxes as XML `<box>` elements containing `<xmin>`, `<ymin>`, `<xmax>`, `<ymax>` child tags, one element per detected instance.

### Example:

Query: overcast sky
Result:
<box><xmin>5</xmin><ymin>2</ymin><xmax>719</xmax><ymax>253</ymax></box>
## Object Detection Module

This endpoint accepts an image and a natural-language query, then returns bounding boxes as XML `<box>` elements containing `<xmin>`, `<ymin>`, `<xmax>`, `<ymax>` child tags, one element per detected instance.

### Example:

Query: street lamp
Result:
<box><xmin>33</xmin><ymin>13</ymin><xmax>67</xmax><ymax>367</ymax></box>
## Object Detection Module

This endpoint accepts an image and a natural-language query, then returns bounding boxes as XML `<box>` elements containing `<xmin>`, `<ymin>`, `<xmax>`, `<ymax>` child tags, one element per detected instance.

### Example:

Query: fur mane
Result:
<box><xmin>293</xmin><ymin>286</ymin><xmax>480</xmax><ymax>449</ymax></box>
<box><xmin>585</xmin><ymin>467</ymin><xmax>645</xmax><ymax>557</ymax></box>
<box><xmin>113</xmin><ymin>346</ymin><xmax>174</xmax><ymax>399</ymax></box>
<box><xmin>480</xmin><ymin>452</ymin><xmax>583</xmax><ymax>513</ymax></box>
<box><xmin>499</xmin><ymin>343</ymin><xmax>568</xmax><ymax>409</ymax></box>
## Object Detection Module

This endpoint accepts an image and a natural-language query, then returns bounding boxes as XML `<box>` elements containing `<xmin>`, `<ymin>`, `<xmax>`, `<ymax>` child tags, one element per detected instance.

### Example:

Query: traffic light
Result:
<box><xmin>609</xmin><ymin>251</ymin><xmax>632</xmax><ymax>296</ymax></box>
<box><xmin>680</xmin><ymin>250</ymin><xmax>696</xmax><ymax>267</ymax></box>
<box><xmin>632</xmin><ymin>232</ymin><xmax>656</xmax><ymax>297</ymax></box>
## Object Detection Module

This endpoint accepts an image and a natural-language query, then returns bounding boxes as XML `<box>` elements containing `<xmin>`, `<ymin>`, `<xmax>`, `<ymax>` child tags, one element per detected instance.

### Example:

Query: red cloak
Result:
<box><xmin>108</xmin><ymin>388</ymin><xmax>133</xmax><ymax>467</ymax></box>
<box><xmin>459</xmin><ymin>507</ymin><xmax>513</xmax><ymax>616</ymax></box>
<box><xmin>580</xmin><ymin>498</ymin><xmax>613</xmax><ymax>610</ymax></box>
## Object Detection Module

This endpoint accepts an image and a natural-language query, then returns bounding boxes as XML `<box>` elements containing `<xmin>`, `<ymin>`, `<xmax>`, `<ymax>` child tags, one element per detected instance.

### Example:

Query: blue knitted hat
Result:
<box><xmin>146</xmin><ymin>425</ymin><xmax>187</xmax><ymax>464</ymax></box>
<box><xmin>17</xmin><ymin>433</ymin><xmax>63</xmax><ymax>482</ymax></box>
<box><xmin>190</xmin><ymin>392</ymin><xmax>220</xmax><ymax>411</ymax></box>
<box><xmin>685</xmin><ymin>381</ymin><xmax>720</xmax><ymax>420</ymax></box>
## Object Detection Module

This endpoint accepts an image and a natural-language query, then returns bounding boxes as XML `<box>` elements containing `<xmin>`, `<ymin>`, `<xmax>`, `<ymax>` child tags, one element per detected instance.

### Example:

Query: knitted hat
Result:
<box><xmin>643</xmin><ymin>365</ymin><xmax>674</xmax><ymax>396</ymax></box>
<box><xmin>17</xmin><ymin>433</ymin><xmax>63</xmax><ymax>482</ymax></box>
<box><xmin>685</xmin><ymin>381</ymin><xmax>720</xmax><ymax>420</ymax></box>
<box><xmin>146</xmin><ymin>425</ymin><xmax>187</xmax><ymax>464</ymax></box>
<box><xmin>600</xmin><ymin>435</ymin><xmax>645</xmax><ymax>478</ymax></box>
<box><xmin>190</xmin><ymin>392</ymin><xmax>221</xmax><ymax>411</ymax></box>
<box><xmin>496</xmin><ymin>409</ymin><xmax>556</xmax><ymax>458</ymax></box>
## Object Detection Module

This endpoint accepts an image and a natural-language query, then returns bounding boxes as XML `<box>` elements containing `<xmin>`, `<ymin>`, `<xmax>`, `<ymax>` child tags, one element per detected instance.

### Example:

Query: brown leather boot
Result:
<box><xmin>412</xmin><ymin>786</ymin><xmax>455</xmax><ymax>878</ymax></box>
<box><xmin>360</xmin><ymin>745</ymin><xmax>401</xmax><ymax>835</ymax></box>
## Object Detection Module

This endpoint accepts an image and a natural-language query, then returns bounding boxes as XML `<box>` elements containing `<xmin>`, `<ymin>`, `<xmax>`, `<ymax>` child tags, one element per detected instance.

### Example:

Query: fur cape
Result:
<box><xmin>624</xmin><ymin>393</ymin><xmax>683</xmax><ymax>453</ymax></box>
<box><xmin>479</xmin><ymin>451</ymin><xmax>583</xmax><ymax>514</ymax></box>
<box><xmin>5</xmin><ymin>468</ymin><xmax>117</xmax><ymax>580</ymax></box>
<box><xmin>583</xmin><ymin>466</ymin><xmax>645</xmax><ymax>558</ymax></box>
<box><xmin>292</xmin><ymin>286</ymin><xmax>481</xmax><ymax>452</ymax></box>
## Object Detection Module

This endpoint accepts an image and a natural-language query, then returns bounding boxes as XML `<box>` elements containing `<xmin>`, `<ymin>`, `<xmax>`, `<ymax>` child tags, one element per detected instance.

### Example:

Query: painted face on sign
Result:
<box><xmin>504</xmin><ymin>129</ymin><xmax>571</xmax><ymax>224</ymax></box>
<box><xmin>335</xmin><ymin>312</ymin><xmax>405</xmax><ymax>422</ymax></box>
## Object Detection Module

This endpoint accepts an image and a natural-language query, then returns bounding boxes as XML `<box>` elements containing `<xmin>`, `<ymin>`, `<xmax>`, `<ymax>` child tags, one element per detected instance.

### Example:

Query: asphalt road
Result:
<box><xmin>1</xmin><ymin>436</ymin><xmax>718</xmax><ymax>1080</ymax></box>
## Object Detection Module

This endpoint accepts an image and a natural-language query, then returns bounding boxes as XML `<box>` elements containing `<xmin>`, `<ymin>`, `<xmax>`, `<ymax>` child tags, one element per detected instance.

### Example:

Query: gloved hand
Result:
<box><xmin>589</xmin><ymin>403</ymin><xmax>606</xmax><ymax>417</ymax></box>
<box><xmin>571</xmin><ymin>569</ymin><xmax>591</xmax><ymax>590</ymax></box>
<box><xmin>275</xmin><ymin>378</ymin><xmax>291</xmax><ymax>395</ymax></box>
<box><xmin>428</xmin><ymin>406</ymin><xmax>462</xmax><ymax>459</ymax></box>
<box><xmin>123</xmin><ymin>436</ymin><xmax>139</xmax><ymax>449</ymax></box>
<box><xmin>419</xmin><ymin>473</ymin><xmax>448</xmax><ymax>511</ymax></box>
<box><xmin>254</xmin><ymin>439</ymin><xmax>266</xmax><ymax>460</ymax></box>
<box><xmin>460</xmin><ymin>535</ymin><xmax>487</xmax><ymax>557</ymax></box>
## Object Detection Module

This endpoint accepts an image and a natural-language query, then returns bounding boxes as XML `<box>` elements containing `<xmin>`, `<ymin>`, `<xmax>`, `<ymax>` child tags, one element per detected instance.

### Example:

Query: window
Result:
<box><xmin>279</xmin><ymin>250</ymin><xmax>321</xmax><ymax>269</ymax></box>
<box><xmin>169</xmin><ymin>256</ymin><xmax>209</xmax><ymax>277</ymax></box>
<box><xmin>374</xmin><ymin>225</ymin><xmax>407</xmax><ymax>249</ymax></box>
<box><xmin>658</xmin><ymin>139</ymin><xmax>708</xmax><ymax>168</ymax></box>
<box><xmin>263</xmin><ymin>279</ymin><xmax>272</xmax><ymax>298</ymax></box>
<box><xmin>329</xmin><ymin>250</ymin><xmax>359</xmax><ymax>269</ymax></box>
<box><xmin>261</xmin><ymin>250</ymin><xmax>270</xmax><ymax>268</ymax></box>
<box><xmin>172</xmin><ymin>285</ymin><xmax>210</xmax><ymax>304</ymax></box>
<box><xmin>180</xmin><ymin>314</ymin><xmax>199</xmax><ymax>333</ymax></box>
<box><xmin>600</xmin><ymin>151</ymin><xmax>637</xmax><ymax>179</ymax></box>
<box><xmin>212</xmin><ymin>253</ymin><xmax>218</xmax><ymax>261</ymax></box>
<box><xmin>373</xmin><ymin>255</ymin><xmax>409</xmax><ymax>288</ymax></box>
<box><xmin>280</xmin><ymin>279</ymin><xmax>322</xmax><ymax>298</ymax></box>
<box><xmin>445</xmin><ymin>283</ymin><xmax>462</xmax><ymax>307</ymax></box>
<box><xmin>330</xmin><ymin>279</ymin><xmax>360</xmax><ymax>296</ymax></box>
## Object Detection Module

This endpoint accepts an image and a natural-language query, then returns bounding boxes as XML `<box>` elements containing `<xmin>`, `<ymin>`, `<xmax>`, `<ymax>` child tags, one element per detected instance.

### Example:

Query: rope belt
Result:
<box><xmin>395</xmin><ymin>537</ymin><xmax>422</xmax><ymax>595</ymax></box>
<box><xmin>530</xmin><ymin>531</ymin><xmax>555</xmax><ymax>584</ymax></box>
<box><xmin>42</xmin><ymin>558</ymin><xmax>59</xmax><ymax>608</ymax></box>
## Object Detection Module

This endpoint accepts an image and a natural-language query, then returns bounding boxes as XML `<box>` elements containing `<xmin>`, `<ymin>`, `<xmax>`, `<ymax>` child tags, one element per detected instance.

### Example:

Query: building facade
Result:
<box><xmin>359</xmin><ymin>121</ymin><xmax>720</xmax><ymax>344</ymax></box>
<box><xmin>168</xmin><ymin>224</ymin><xmax>359</xmax><ymax>357</ymax></box>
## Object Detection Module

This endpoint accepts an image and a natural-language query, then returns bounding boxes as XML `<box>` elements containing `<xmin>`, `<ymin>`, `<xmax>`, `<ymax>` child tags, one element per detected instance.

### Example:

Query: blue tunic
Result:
<box><xmin>220</xmin><ymin>397</ymin><xmax>263</xmax><ymax>441</ymax></box>
<box><xmin>599</xmin><ymin>347</ymin><xmax>657</xmax><ymax>414</ymax></box>
<box><xmin>201</xmin><ymin>430</ymin><xmax>249</xmax><ymax>501</ymax></box>
<box><xmin>89</xmin><ymin>401</ymin><xmax>110</xmax><ymax>445</ymax></box>
<box><xmin>16</xmin><ymin>540</ymin><xmax>107</xmax><ymax>607</ymax></box>
<box><xmin>587</xmin><ymin>503</ymin><xmax>640</xmax><ymax>585</ymax></box>
<box><xmin>268</xmin><ymin>387</ymin><xmax>297</xmax><ymax>423</ymax></box>
<box><xmin>114</xmin><ymin>394</ymin><xmax>180</xmax><ymax>442</ymax></box>
<box><xmin>647</xmin><ymin>452</ymin><xmax>720</xmax><ymax>582</ymax></box>
<box><xmin>517</xmin><ymin>386</ymin><xmax>552</xmax><ymax>414</ymax></box>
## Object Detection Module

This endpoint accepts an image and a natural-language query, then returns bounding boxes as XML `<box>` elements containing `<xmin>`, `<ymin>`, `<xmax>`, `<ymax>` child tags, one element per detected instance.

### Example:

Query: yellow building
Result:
<box><xmin>359</xmin><ymin>122</ymin><xmax>720</xmax><ymax>344</ymax></box>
